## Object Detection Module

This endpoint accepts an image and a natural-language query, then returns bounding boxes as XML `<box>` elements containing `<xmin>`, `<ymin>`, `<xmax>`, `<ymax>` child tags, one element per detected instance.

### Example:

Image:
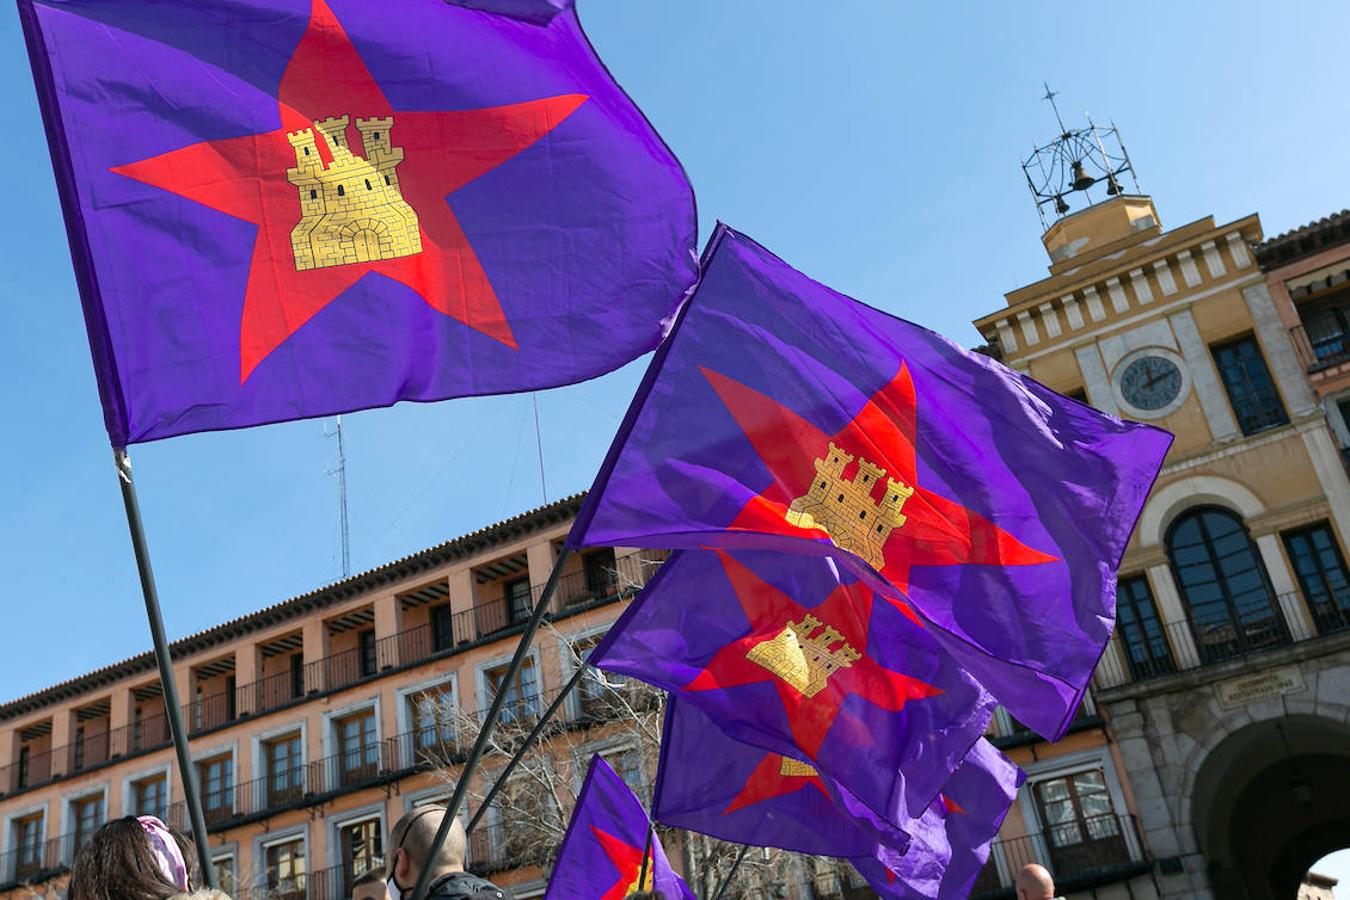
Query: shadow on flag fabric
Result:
<box><xmin>545</xmin><ymin>755</ymin><xmax>694</xmax><ymax>900</ymax></box>
<box><xmin>19</xmin><ymin>0</ymin><xmax>696</xmax><ymax>446</ymax></box>
<box><xmin>588</xmin><ymin>549</ymin><xmax>995</xmax><ymax>828</ymax></box>
<box><xmin>569</xmin><ymin>224</ymin><xmax>1172</xmax><ymax>739</ymax></box>
<box><xmin>655</xmin><ymin>700</ymin><xmax>1022</xmax><ymax>900</ymax></box>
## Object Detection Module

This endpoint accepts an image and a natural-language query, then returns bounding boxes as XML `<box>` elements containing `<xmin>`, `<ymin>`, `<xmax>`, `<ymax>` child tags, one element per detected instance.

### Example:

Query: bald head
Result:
<box><xmin>389</xmin><ymin>806</ymin><xmax>467</xmax><ymax>884</ymax></box>
<box><xmin>1015</xmin><ymin>863</ymin><xmax>1055</xmax><ymax>900</ymax></box>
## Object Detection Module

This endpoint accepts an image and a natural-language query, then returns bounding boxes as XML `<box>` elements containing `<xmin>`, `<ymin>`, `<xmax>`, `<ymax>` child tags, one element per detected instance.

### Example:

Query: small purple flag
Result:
<box><xmin>20</xmin><ymin>0</ymin><xmax>695</xmax><ymax>446</ymax></box>
<box><xmin>570</xmin><ymin>225</ymin><xmax>1171</xmax><ymax>738</ymax></box>
<box><xmin>589</xmin><ymin>549</ymin><xmax>995</xmax><ymax>830</ymax></box>
<box><xmin>546</xmin><ymin>755</ymin><xmax>694</xmax><ymax>900</ymax></box>
<box><xmin>655</xmin><ymin>700</ymin><xmax>1022</xmax><ymax>900</ymax></box>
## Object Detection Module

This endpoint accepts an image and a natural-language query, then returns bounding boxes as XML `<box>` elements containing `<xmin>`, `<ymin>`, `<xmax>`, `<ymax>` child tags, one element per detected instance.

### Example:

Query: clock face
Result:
<box><xmin>1118</xmin><ymin>355</ymin><xmax>1183</xmax><ymax>411</ymax></box>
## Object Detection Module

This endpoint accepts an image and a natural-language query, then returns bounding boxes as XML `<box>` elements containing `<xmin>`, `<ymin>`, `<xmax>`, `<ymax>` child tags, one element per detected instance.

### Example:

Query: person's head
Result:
<box><xmin>1015</xmin><ymin>862</ymin><xmax>1055</xmax><ymax>900</ymax></box>
<box><xmin>624</xmin><ymin>893</ymin><xmax>665</xmax><ymax>900</ymax></box>
<box><xmin>387</xmin><ymin>805</ymin><xmax>466</xmax><ymax>895</ymax></box>
<box><xmin>69</xmin><ymin>816</ymin><xmax>195</xmax><ymax>900</ymax></box>
<box><xmin>352</xmin><ymin>867</ymin><xmax>389</xmax><ymax>900</ymax></box>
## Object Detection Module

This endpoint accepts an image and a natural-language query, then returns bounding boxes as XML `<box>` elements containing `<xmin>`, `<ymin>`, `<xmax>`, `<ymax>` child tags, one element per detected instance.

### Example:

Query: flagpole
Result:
<box><xmin>636</xmin><ymin>823</ymin><xmax>654</xmax><ymax>892</ymax></box>
<box><xmin>113</xmin><ymin>450</ymin><xmax>217</xmax><ymax>888</ymax></box>
<box><xmin>409</xmin><ymin>548</ymin><xmax>572</xmax><ymax>900</ymax></box>
<box><xmin>709</xmin><ymin>844</ymin><xmax>750</xmax><ymax>900</ymax></box>
<box><xmin>465</xmin><ymin>662</ymin><xmax>587</xmax><ymax>832</ymax></box>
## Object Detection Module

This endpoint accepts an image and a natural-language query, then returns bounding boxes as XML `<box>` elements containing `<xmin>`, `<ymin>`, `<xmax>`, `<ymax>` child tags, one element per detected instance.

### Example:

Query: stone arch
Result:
<box><xmin>1177</xmin><ymin>699</ymin><xmax>1350</xmax><ymax>899</ymax></box>
<box><xmin>1136</xmin><ymin>475</ymin><xmax>1266</xmax><ymax>548</ymax></box>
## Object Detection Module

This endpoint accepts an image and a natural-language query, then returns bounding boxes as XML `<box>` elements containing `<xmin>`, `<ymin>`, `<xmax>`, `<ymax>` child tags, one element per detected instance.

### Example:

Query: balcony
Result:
<box><xmin>0</xmin><ymin>831</ymin><xmax>94</xmax><ymax>891</ymax></box>
<box><xmin>1290</xmin><ymin>317</ymin><xmax>1350</xmax><ymax>374</ymax></box>
<box><xmin>234</xmin><ymin>862</ymin><xmax>383</xmax><ymax>900</ymax></box>
<box><xmin>1095</xmin><ymin>590</ymin><xmax>1347</xmax><ymax>692</ymax></box>
<box><xmin>971</xmin><ymin>813</ymin><xmax>1150</xmax><ymax>898</ymax></box>
<box><xmin>467</xmin><ymin>820</ymin><xmax>552</xmax><ymax>877</ymax></box>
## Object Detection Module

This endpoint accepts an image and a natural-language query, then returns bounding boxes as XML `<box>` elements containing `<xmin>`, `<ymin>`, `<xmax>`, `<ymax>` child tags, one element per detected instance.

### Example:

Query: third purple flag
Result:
<box><xmin>569</xmin><ymin>224</ymin><xmax>1172</xmax><ymax>738</ymax></box>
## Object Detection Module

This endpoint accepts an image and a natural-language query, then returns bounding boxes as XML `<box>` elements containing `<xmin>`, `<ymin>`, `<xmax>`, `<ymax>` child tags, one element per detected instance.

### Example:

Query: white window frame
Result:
<box><xmin>251</xmin><ymin>719</ymin><xmax>308</xmax><ymax>791</ymax></box>
<box><xmin>211</xmin><ymin>844</ymin><xmax>238</xmax><ymax>897</ymax></box>
<box><xmin>328</xmin><ymin>802</ymin><xmax>388</xmax><ymax>878</ymax></box>
<box><xmin>395</xmin><ymin>674</ymin><xmax>459</xmax><ymax>741</ymax></box>
<box><xmin>574</xmin><ymin>737</ymin><xmax>647</xmax><ymax>797</ymax></box>
<box><xmin>253</xmin><ymin>823</ymin><xmax>309</xmax><ymax>894</ymax></box>
<box><xmin>474</xmin><ymin>648</ymin><xmax>542</xmax><ymax>724</ymax></box>
<box><xmin>1019</xmin><ymin>747</ymin><xmax>1142</xmax><ymax>863</ymax></box>
<box><xmin>321</xmin><ymin>695</ymin><xmax>382</xmax><ymax>760</ymax></box>
<box><xmin>121</xmin><ymin>761</ymin><xmax>173</xmax><ymax>817</ymax></box>
<box><xmin>2</xmin><ymin>800</ymin><xmax>49</xmax><ymax>859</ymax></box>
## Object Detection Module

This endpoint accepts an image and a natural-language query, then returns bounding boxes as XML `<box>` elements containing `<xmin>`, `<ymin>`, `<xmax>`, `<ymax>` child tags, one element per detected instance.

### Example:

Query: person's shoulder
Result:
<box><xmin>427</xmin><ymin>871</ymin><xmax>511</xmax><ymax>900</ymax></box>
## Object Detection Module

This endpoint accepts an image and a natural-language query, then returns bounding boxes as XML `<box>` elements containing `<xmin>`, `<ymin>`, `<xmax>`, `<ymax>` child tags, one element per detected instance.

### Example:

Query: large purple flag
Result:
<box><xmin>589</xmin><ymin>549</ymin><xmax>995</xmax><ymax>829</ymax></box>
<box><xmin>656</xmin><ymin>700</ymin><xmax>1021</xmax><ymax>900</ymax></box>
<box><xmin>569</xmin><ymin>225</ymin><xmax>1171</xmax><ymax>738</ymax></box>
<box><xmin>545</xmin><ymin>755</ymin><xmax>694</xmax><ymax>900</ymax></box>
<box><xmin>20</xmin><ymin>0</ymin><xmax>695</xmax><ymax>446</ymax></box>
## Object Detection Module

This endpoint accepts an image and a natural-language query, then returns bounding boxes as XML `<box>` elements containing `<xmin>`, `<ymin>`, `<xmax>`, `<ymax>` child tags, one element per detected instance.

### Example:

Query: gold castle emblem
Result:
<box><xmin>285</xmin><ymin>116</ymin><xmax>422</xmax><ymax>271</ymax></box>
<box><xmin>785</xmin><ymin>441</ymin><xmax>915</xmax><ymax>569</ymax></box>
<box><xmin>778</xmin><ymin>757</ymin><xmax>818</xmax><ymax>778</ymax></box>
<box><xmin>746</xmin><ymin>614</ymin><xmax>861</xmax><ymax>698</ymax></box>
<box><xmin>623</xmin><ymin>855</ymin><xmax>654</xmax><ymax>896</ymax></box>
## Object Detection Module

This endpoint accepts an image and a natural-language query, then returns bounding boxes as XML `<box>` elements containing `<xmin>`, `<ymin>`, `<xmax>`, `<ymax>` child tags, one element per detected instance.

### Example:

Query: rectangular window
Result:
<box><xmin>409</xmin><ymin>684</ymin><xmax>456</xmax><ymax>752</ymax></box>
<box><xmin>16</xmin><ymin>746</ymin><xmax>30</xmax><ymax>790</ymax></box>
<box><xmin>1115</xmin><ymin>576</ymin><xmax>1175</xmax><ymax>679</ymax></box>
<box><xmin>264</xmin><ymin>837</ymin><xmax>306</xmax><ymax>900</ymax></box>
<box><xmin>484</xmin><ymin>658</ymin><xmax>540</xmax><ymax>725</ymax></box>
<box><xmin>1284</xmin><ymin>523</ymin><xmax>1350</xmax><ymax>635</ymax></box>
<box><xmin>71</xmin><ymin>794</ymin><xmax>104</xmax><ymax>853</ymax></box>
<box><xmin>339</xmin><ymin>818</ymin><xmax>383</xmax><ymax>894</ymax></box>
<box><xmin>290</xmin><ymin>653</ymin><xmax>305</xmax><ymax>700</ymax></box>
<box><xmin>1301</xmin><ymin>301</ymin><xmax>1350</xmax><ymax>366</ymax></box>
<box><xmin>583</xmin><ymin>548</ymin><xmax>619</xmax><ymax>600</ymax></box>
<box><xmin>570</xmin><ymin>634</ymin><xmax>632</xmax><ymax>721</ymax></box>
<box><xmin>197</xmin><ymin>755</ymin><xmax>233</xmax><ymax>824</ymax></box>
<box><xmin>504</xmin><ymin>577</ymin><xmax>533</xmax><ymax>624</ymax></box>
<box><xmin>264</xmin><ymin>732</ymin><xmax>304</xmax><ymax>807</ymax></box>
<box><xmin>1212</xmin><ymin>336</ymin><xmax>1290</xmax><ymax>435</ymax></box>
<box><xmin>132</xmin><ymin>774</ymin><xmax>167</xmax><ymax>818</ymax></box>
<box><xmin>600</xmin><ymin>746</ymin><xmax>644</xmax><ymax>796</ymax></box>
<box><xmin>358</xmin><ymin>629</ymin><xmax>377</xmax><ymax>678</ymax></box>
<box><xmin>213</xmin><ymin>855</ymin><xmax>235</xmax><ymax>899</ymax></box>
<box><xmin>13</xmin><ymin>813</ymin><xmax>44</xmax><ymax>879</ymax></box>
<box><xmin>1033</xmin><ymin>770</ymin><xmax>1128</xmax><ymax>873</ymax></box>
<box><xmin>336</xmin><ymin>711</ymin><xmax>379</xmax><ymax>786</ymax></box>
<box><xmin>73</xmin><ymin>726</ymin><xmax>86</xmax><ymax>771</ymax></box>
<box><xmin>431</xmin><ymin>605</ymin><xmax>455</xmax><ymax>652</ymax></box>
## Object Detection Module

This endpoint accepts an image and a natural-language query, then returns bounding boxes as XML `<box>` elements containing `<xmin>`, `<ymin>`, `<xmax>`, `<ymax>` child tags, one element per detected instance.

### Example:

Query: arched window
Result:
<box><xmin>1166</xmin><ymin>507</ymin><xmax>1286</xmax><ymax>662</ymax></box>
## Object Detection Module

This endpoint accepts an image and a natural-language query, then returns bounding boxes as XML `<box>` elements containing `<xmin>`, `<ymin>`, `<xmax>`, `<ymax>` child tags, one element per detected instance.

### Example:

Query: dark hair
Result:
<box><xmin>352</xmin><ymin>867</ymin><xmax>387</xmax><ymax>889</ymax></box>
<box><xmin>68</xmin><ymin>817</ymin><xmax>196</xmax><ymax>900</ymax></box>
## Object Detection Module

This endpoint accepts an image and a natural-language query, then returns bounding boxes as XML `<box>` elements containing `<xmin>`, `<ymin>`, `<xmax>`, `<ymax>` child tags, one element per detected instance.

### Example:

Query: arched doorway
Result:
<box><xmin>1166</xmin><ymin>506</ymin><xmax>1286</xmax><ymax>662</ymax></box>
<box><xmin>1191</xmin><ymin>715</ymin><xmax>1350</xmax><ymax>899</ymax></box>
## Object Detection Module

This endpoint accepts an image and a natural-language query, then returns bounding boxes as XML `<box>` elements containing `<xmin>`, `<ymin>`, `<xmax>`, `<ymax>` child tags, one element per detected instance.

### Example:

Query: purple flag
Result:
<box><xmin>589</xmin><ymin>549</ymin><xmax>995</xmax><ymax>829</ymax></box>
<box><xmin>655</xmin><ymin>700</ymin><xmax>1021</xmax><ymax>900</ymax></box>
<box><xmin>545</xmin><ymin>755</ymin><xmax>694</xmax><ymax>900</ymax></box>
<box><xmin>569</xmin><ymin>225</ymin><xmax>1171</xmax><ymax>738</ymax></box>
<box><xmin>20</xmin><ymin>0</ymin><xmax>695</xmax><ymax>446</ymax></box>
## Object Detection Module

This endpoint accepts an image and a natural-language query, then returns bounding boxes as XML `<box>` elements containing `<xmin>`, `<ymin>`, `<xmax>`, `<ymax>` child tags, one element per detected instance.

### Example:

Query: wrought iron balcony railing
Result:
<box><xmin>972</xmin><ymin>813</ymin><xmax>1149</xmax><ymax>897</ymax></box>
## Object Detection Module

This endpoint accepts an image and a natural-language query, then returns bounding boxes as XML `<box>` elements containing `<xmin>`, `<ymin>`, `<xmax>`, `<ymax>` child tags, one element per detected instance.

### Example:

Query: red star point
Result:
<box><xmin>112</xmin><ymin>0</ymin><xmax>586</xmax><ymax>381</ymax></box>
<box><xmin>724</xmin><ymin>752</ymin><xmax>829</xmax><ymax>815</ymax></box>
<box><xmin>590</xmin><ymin>826</ymin><xmax>653</xmax><ymax>900</ymax></box>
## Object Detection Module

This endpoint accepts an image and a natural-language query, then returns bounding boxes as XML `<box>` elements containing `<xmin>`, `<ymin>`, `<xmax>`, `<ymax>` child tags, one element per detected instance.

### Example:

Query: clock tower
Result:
<box><xmin>972</xmin><ymin>98</ymin><xmax>1350</xmax><ymax>900</ymax></box>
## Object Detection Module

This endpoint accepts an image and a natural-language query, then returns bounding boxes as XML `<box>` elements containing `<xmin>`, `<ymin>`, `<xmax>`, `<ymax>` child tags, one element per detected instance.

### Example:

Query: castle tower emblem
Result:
<box><xmin>785</xmin><ymin>442</ymin><xmax>916</xmax><ymax>569</ymax></box>
<box><xmin>745</xmin><ymin>614</ymin><xmax>862</xmax><ymax>698</ymax></box>
<box><xmin>778</xmin><ymin>757</ymin><xmax>818</xmax><ymax>778</ymax></box>
<box><xmin>285</xmin><ymin>116</ymin><xmax>422</xmax><ymax>271</ymax></box>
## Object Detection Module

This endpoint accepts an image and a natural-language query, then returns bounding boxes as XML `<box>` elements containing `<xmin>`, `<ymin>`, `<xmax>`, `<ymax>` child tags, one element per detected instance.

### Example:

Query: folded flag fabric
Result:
<box><xmin>20</xmin><ymin>0</ymin><xmax>695</xmax><ymax>446</ymax></box>
<box><xmin>589</xmin><ymin>549</ymin><xmax>994</xmax><ymax>827</ymax></box>
<box><xmin>570</xmin><ymin>224</ymin><xmax>1172</xmax><ymax>738</ymax></box>
<box><xmin>546</xmin><ymin>755</ymin><xmax>695</xmax><ymax>900</ymax></box>
<box><xmin>655</xmin><ymin>700</ymin><xmax>1022</xmax><ymax>900</ymax></box>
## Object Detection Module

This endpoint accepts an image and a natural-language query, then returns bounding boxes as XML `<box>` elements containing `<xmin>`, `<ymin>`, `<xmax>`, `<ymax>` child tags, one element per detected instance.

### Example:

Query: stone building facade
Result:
<box><xmin>974</xmin><ymin>192</ymin><xmax>1350</xmax><ymax>900</ymax></box>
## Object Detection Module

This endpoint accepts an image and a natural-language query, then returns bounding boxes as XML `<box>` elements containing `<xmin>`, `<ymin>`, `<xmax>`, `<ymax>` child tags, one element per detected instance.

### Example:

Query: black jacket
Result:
<box><xmin>426</xmin><ymin>871</ymin><xmax>511</xmax><ymax>900</ymax></box>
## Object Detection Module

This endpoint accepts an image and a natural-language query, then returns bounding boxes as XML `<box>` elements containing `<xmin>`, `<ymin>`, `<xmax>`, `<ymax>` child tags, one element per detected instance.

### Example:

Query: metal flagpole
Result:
<box><xmin>636</xmin><ymin>823</ymin><xmax>654</xmax><ymax>893</ymax></box>
<box><xmin>710</xmin><ymin>844</ymin><xmax>750</xmax><ymax>900</ymax></box>
<box><xmin>113</xmin><ymin>450</ymin><xmax>217</xmax><ymax>888</ymax></box>
<box><xmin>409</xmin><ymin>547</ymin><xmax>573</xmax><ymax>900</ymax></box>
<box><xmin>465</xmin><ymin>662</ymin><xmax>587</xmax><ymax>832</ymax></box>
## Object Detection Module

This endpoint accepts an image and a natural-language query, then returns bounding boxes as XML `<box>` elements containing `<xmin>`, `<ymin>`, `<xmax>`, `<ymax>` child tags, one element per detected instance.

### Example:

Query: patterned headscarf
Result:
<box><xmin>137</xmin><ymin>816</ymin><xmax>188</xmax><ymax>891</ymax></box>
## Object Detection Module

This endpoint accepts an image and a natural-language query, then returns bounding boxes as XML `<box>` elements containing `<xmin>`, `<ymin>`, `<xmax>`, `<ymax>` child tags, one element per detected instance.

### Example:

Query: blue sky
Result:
<box><xmin>2</xmin><ymin>4</ymin><xmax>1350</xmax><ymax>876</ymax></box>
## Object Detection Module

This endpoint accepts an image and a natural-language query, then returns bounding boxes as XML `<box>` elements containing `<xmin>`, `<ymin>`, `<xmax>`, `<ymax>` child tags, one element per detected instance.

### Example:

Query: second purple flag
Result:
<box><xmin>570</xmin><ymin>224</ymin><xmax>1172</xmax><ymax>738</ymax></box>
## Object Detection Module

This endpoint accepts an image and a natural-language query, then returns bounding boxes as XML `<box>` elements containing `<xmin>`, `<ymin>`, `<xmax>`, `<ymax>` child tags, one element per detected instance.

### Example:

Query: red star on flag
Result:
<box><xmin>701</xmin><ymin>363</ymin><xmax>1056</xmax><ymax>594</ymax></box>
<box><xmin>724</xmin><ymin>752</ymin><xmax>829</xmax><ymax>814</ymax></box>
<box><xmin>590</xmin><ymin>826</ymin><xmax>653</xmax><ymax>900</ymax></box>
<box><xmin>113</xmin><ymin>0</ymin><xmax>585</xmax><ymax>381</ymax></box>
<box><xmin>685</xmin><ymin>552</ymin><xmax>940</xmax><ymax>758</ymax></box>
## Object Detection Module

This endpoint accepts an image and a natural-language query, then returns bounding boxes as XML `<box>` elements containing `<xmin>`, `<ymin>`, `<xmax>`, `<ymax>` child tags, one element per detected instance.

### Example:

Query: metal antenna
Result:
<box><xmin>1042</xmin><ymin>81</ymin><xmax>1067</xmax><ymax>133</ymax></box>
<box><xmin>531</xmin><ymin>393</ymin><xmax>548</xmax><ymax>504</ymax></box>
<box><xmin>326</xmin><ymin>416</ymin><xmax>351</xmax><ymax>577</ymax></box>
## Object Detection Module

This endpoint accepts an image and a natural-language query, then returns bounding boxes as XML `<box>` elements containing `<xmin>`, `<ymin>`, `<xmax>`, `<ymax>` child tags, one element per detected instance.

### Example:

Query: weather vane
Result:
<box><xmin>1023</xmin><ymin>84</ymin><xmax>1139</xmax><ymax>228</ymax></box>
